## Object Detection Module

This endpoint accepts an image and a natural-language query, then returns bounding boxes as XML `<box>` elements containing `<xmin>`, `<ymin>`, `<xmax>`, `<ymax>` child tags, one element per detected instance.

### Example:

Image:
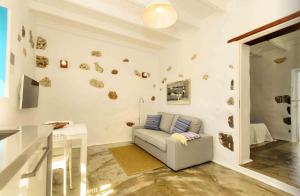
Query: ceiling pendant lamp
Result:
<box><xmin>143</xmin><ymin>0</ymin><xmax>178</xmax><ymax>29</ymax></box>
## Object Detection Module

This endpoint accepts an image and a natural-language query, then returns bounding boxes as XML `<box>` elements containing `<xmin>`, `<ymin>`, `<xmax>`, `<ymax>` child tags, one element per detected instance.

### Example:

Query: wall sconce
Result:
<box><xmin>142</xmin><ymin>72</ymin><xmax>150</xmax><ymax>78</ymax></box>
<box><xmin>60</xmin><ymin>60</ymin><xmax>68</xmax><ymax>68</ymax></box>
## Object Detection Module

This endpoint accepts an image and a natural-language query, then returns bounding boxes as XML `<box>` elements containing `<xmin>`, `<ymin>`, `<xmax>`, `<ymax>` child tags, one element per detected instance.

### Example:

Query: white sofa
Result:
<box><xmin>132</xmin><ymin>112</ymin><xmax>213</xmax><ymax>171</ymax></box>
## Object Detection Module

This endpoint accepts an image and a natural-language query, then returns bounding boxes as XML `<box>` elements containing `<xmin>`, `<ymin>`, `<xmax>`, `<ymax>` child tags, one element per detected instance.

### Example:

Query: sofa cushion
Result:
<box><xmin>144</xmin><ymin>115</ymin><xmax>161</xmax><ymax>130</ymax></box>
<box><xmin>134</xmin><ymin>129</ymin><xmax>170</xmax><ymax>151</ymax></box>
<box><xmin>171</xmin><ymin>115</ymin><xmax>202</xmax><ymax>133</ymax></box>
<box><xmin>173</xmin><ymin>117</ymin><xmax>192</xmax><ymax>133</ymax></box>
<box><xmin>159</xmin><ymin>112</ymin><xmax>174</xmax><ymax>133</ymax></box>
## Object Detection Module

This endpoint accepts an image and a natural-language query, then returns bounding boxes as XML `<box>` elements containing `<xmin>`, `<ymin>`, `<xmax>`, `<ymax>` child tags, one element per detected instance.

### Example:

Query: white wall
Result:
<box><xmin>250</xmin><ymin>44</ymin><xmax>299</xmax><ymax>141</ymax></box>
<box><xmin>35</xmin><ymin>25</ymin><xmax>160</xmax><ymax>145</ymax></box>
<box><xmin>158</xmin><ymin>0</ymin><xmax>300</xmax><ymax>165</ymax></box>
<box><xmin>0</xmin><ymin>0</ymin><xmax>37</xmax><ymax>127</ymax></box>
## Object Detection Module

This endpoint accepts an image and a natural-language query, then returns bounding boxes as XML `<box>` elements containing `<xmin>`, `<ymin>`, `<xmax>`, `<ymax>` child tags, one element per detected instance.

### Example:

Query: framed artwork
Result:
<box><xmin>167</xmin><ymin>79</ymin><xmax>191</xmax><ymax>105</ymax></box>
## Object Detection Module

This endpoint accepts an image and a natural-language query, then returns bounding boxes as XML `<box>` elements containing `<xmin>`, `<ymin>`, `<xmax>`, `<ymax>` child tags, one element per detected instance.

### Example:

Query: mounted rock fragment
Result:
<box><xmin>111</xmin><ymin>69</ymin><xmax>118</xmax><ymax>75</ymax></box>
<box><xmin>151</xmin><ymin>96</ymin><xmax>156</xmax><ymax>101</ymax></box>
<box><xmin>178</xmin><ymin>74</ymin><xmax>184</xmax><ymax>78</ymax></box>
<box><xmin>126</xmin><ymin>122</ymin><xmax>135</xmax><ymax>127</ymax></box>
<box><xmin>219</xmin><ymin>133</ymin><xmax>234</xmax><ymax>151</ymax></box>
<box><xmin>134</xmin><ymin>70</ymin><xmax>141</xmax><ymax>77</ymax></box>
<box><xmin>94</xmin><ymin>62</ymin><xmax>104</xmax><ymax>73</ymax></box>
<box><xmin>89</xmin><ymin>79</ymin><xmax>104</xmax><ymax>89</ymax></box>
<box><xmin>274</xmin><ymin>57</ymin><xmax>287</xmax><ymax>64</ymax></box>
<box><xmin>36</xmin><ymin>55</ymin><xmax>49</xmax><ymax>68</ymax></box>
<box><xmin>22</xmin><ymin>26</ymin><xmax>25</xmax><ymax>38</ymax></box>
<box><xmin>23</xmin><ymin>48</ymin><xmax>27</xmax><ymax>56</ymax></box>
<box><xmin>29</xmin><ymin>30</ymin><xmax>34</xmax><ymax>48</ymax></box>
<box><xmin>283</xmin><ymin>117</ymin><xmax>291</xmax><ymax>125</ymax></box>
<box><xmin>166</xmin><ymin>66</ymin><xmax>172</xmax><ymax>71</ymax></box>
<box><xmin>228</xmin><ymin>115</ymin><xmax>234</xmax><ymax>128</ymax></box>
<box><xmin>202</xmin><ymin>74</ymin><xmax>209</xmax><ymax>80</ymax></box>
<box><xmin>36</xmin><ymin>36</ymin><xmax>47</xmax><ymax>50</ymax></box>
<box><xmin>227</xmin><ymin>97</ymin><xmax>234</xmax><ymax>105</ymax></box>
<box><xmin>108</xmin><ymin>91</ymin><xmax>118</xmax><ymax>100</ymax></box>
<box><xmin>91</xmin><ymin>50</ymin><xmax>102</xmax><ymax>57</ymax></box>
<box><xmin>79</xmin><ymin>63</ymin><xmax>90</xmax><ymax>70</ymax></box>
<box><xmin>39</xmin><ymin>77</ymin><xmax>51</xmax><ymax>87</ymax></box>
<box><xmin>191</xmin><ymin>54</ymin><xmax>197</xmax><ymax>60</ymax></box>
<box><xmin>17</xmin><ymin>34</ymin><xmax>21</xmax><ymax>42</ymax></box>
<box><xmin>228</xmin><ymin>65</ymin><xmax>234</xmax><ymax>69</ymax></box>
<box><xmin>161</xmin><ymin>77</ymin><xmax>167</xmax><ymax>84</ymax></box>
<box><xmin>275</xmin><ymin>95</ymin><xmax>291</xmax><ymax>104</ymax></box>
<box><xmin>287</xmin><ymin>106</ymin><xmax>290</xmax><ymax>115</ymax></box>
<box><xmin>122</xmin><ymin>58</ymin><xmax>129</xmax><ymax>62</ymax></box>
<box><xmin>230</xmin><ymin>80</ymin><xmax>234</xmax><ymax>90</ymax></box>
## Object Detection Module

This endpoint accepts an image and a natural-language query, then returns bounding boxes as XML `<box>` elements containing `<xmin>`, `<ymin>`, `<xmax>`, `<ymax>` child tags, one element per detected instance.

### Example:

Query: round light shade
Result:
<box><xmin>143</xmin><ymin>3</ymin><xmax>178</xmax><ymax>29</ymax></box>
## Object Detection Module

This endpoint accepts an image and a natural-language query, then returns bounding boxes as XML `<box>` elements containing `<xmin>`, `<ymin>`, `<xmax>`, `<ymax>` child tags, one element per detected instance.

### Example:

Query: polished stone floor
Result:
<box><xmin>87</xmin><ymin>145</ymin><xmax>288</xmax><ymax>196</ymax></box>
<box><xmin>53</xmin><ymin>145</ymin><xmax>290</xmax><ymax>196</ymax></box>
<box><xmin>243</xmin><ymin>141</ymin><xmax>300</xmax><ymax>188</ymax></box>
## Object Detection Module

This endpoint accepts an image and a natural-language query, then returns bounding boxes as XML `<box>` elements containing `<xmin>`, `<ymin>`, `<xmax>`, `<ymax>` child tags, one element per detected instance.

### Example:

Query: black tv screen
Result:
<box><xmin>20</xmin><ymin>75</ymin><xmax>39</xmax><ymax>109</ymax></box>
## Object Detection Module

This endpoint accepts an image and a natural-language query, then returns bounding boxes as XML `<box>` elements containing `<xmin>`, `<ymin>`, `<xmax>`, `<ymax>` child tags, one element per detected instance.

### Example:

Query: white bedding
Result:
<box><xmin>250</xmin><ymin>123</ymin><xmax>274</xmax><ymax>145</ymax></box>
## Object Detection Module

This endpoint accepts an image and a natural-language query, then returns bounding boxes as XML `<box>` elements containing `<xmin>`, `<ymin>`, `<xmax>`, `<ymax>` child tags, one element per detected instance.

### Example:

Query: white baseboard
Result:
<box><xmin>213</xmin><ymin>160</ymin><xmax>300</xmax><ymax>195</ymax></box>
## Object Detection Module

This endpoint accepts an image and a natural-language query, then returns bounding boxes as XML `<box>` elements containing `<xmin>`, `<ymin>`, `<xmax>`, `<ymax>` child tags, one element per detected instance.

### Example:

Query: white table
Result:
<box><xmin>53</xmin><ymin>124</ymin><xmax>87</xmax><ymax>196</ymax></box>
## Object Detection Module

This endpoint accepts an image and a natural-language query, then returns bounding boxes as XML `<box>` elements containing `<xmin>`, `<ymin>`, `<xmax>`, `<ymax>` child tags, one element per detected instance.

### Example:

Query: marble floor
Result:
<box><xmin>53</xmin><ymin>145</ymin><xmax>290</xmax><ymax>196</ymax></box>
<box><xmin>243</xmin><ymin>141</ymin><xmax>300</xmax><ymax>188</ymax></box>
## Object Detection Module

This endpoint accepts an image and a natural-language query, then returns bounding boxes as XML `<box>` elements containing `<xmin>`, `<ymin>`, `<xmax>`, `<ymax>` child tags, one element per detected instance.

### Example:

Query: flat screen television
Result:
<box><xmin>20</xmin><ymin>75</ymin><xmax>39</xmax><ymax>109</ymax></box>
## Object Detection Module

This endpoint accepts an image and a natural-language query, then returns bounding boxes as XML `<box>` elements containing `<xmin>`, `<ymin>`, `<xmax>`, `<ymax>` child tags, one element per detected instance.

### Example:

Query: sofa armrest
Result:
<box><xmin>166</xmin><ymin>134</ymin><xmax>213</xmax><ymax>171</ymax></box>
<box><xmin>132</xmin><ymin>126</ymin><xmax>144</xmax><ymax>142</ymax></box>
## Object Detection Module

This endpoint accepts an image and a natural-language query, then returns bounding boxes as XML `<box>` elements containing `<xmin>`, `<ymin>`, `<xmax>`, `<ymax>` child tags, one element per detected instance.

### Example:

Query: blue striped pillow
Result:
<box><xmin>173</xmin><ymin>117</ymin><xmax>192</xmax><ymax>133</ymax></box>
<box><xmin>144</xmin><ymin>115</ymin><xmax>162</xmax><ymax>130</ymax></box>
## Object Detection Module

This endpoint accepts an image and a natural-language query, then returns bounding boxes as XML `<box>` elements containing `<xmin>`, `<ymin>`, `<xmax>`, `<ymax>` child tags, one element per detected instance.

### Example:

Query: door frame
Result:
<box><xmin>291</xmin><ymin>68</ymin><xmax>300</xmax><ymax>142</ymax></box>
<box><xmin>237</xmin><ymin>17</ymin><xmax>300</xmax><ymax>164</ymax></box>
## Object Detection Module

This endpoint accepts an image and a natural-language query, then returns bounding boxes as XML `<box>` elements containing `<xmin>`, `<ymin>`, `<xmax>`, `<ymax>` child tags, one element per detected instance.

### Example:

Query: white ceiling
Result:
<box><xmin>29</xmin><ymin>0</ymin><xmax>230</xmax><ymax>49</ymax></box>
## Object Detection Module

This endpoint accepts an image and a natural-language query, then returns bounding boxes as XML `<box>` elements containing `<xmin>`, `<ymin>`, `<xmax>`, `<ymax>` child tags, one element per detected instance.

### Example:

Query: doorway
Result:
<box><xmin>239</xmin><ymin>23</ymin><xmax>300</xmax><ymax>188</ymax></box>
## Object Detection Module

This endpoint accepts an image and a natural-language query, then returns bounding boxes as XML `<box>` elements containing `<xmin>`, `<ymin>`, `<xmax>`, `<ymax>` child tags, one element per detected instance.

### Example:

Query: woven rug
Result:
<box><xmin>110</xmin><ymin>144</ymin><xmax>164</xmax><ymax>176</ymax></box>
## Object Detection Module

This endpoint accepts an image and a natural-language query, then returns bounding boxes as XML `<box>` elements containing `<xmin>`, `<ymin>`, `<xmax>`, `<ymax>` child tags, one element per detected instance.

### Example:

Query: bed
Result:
<box><xmin>250</xmin><ymin>123</ymin><xmax>274</xmax><ymax>145</ymax></box>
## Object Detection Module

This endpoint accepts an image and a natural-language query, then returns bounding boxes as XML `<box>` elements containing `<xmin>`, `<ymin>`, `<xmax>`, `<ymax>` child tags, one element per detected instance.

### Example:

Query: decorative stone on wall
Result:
<box><xmin>161</xmin><ymin>77</ymin><xmax>167</xmax><ymax>84</ymax></box>
<box><xmin>18</xmin><ymin>34</ymin><xmax>21</xmax><ymax>42</ymax></box>
<box><xmin>274</xmin><ymin>57</ymin><xmax>287</xmax><ymax>64</ymax></box>
<box><xmin>23</xmin><ymin>48</ymin><xmax>27</xmax><ymax>56</ymax></box>
<box><xmin>228</xmin><ymin>65</ymin><xmax>234</xmax><ymax>69</ymax></box>
<box><xmin>283</xmin><ymin>117</ymin><xmax>291</xmax><ymax>125</ymax></box>
<box><xmin>108</xmin><ymin>91</ymin><xmax>118</xmax><ymax>100</ymax></box>
<box><xmin>36</xmin><ymin>55</ymin><xmax>49</xmax><ymax>68</ymax></box>
<box><xmin>202</xmin><ymin>74</ymin><xmax>208</xmax><ymax>80</ymax></box>
<box><xmin>134</xmin><ymin>70</ymin><xmax>141</xmax><ymax>77</ymax></box>
<box><xmin>153</xmin><ymin>84</ymin><xmax>156</xmax><ymax>88</ymax></box>
<box><xmin>275</xmin><ymin>95</ymin><xmax>291</xmax><ymax>104</ymax></box>
<box><xmin>79</xmin><ymin>63</ymin><xmax>90</xmax><ymax>70</ymax></box>
<box><xmin>228</xmin><ymin>115</ymin><xmax>234</xmax><ymax>128</ymax></box>
<box><xmin>111</xmin><ymin>69</ymin><xmax>118</xmax><ymax>75</ymax></box>
<box><xmin>142</xmin><ymin>72</ymin><xmax>150</xmax><ymax>78</ymax></box>
<box><xmin>36</xmin><ymin>37</ymin><xmax>47</xmax><ymax>50</ymax></box>
<box><xmin>178</xmin><ymin>74</ymin><xmax>184</xmax><ymax>78</ymax></box>
<box><xmin>91</xmin><ymin>50</ymin><xmax>102</xmax><ymax>57</ymax></box>
<box><xmin>94</xmin><ymin>62</ymin><xmax>104</xmax><ymax>73</ymax></box>
<box><xmin>166</xmin><ymin>66</ymin><xmax>172</xmax><ymax>71</ymax></box>
<box><xmin>29</xmin><ymin>30</ymin><xmax>34</xmax><ymax>48</ymax></box>
<box><xmin>218</xmin><ymin>133</ymin><xmax>234</xmax><ymax>151</ymax></box>
<box><xmin>89</xmin><ymin>79</ymin><xmax>104</xmax><ymax>89</ymax></box>
<box><xmin>230</xmin><ymin>80</ymin><xmax>234</xmax><ymax>90</ymax></box>
<box><xmin>151</xmin><ymin>96</ymin><xmax>156</xmax><ymax>101</ymax></box>
<box><xmin>22</xmin><ymin>26</ymin><xmax>25</xmax><ymax>38</ymax></box>
<box><xmin>227</xmin><ymin>97</ymin><xmax>234</xmax><ymax>105</ymax></box>
<box><xmin>126</xmin><ymin>122</ymin><xmax>135</xmax><ymax>127</ymax></box>
<box><xmin>39</xmin><ymin>77</ymin><xmax>51</xmax><ymax>87</ymax></box>
<box><xmin>191</xmin><ymin>54</ymin><xmax>197</xmax><ymax>60</ymax></box>
<box><xmin>10</xmin><ymin>52</ymin><xmax>15</xmax><ymax>65</ymax></box>
<box><xmin>122</xmin><ymin>58</ymin><xmax>129</xmax><ymax>62</ymax></box>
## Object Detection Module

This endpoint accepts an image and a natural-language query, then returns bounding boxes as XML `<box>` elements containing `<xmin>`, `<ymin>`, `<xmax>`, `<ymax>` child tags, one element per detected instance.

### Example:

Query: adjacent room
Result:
<box><xmin>243</xmin><ymin>28</ymin><xmax>300</xmax><ymax>188</ymax></box>
<box><xmin>0</xmin><ymin>0</ymin><xmax>299</xmax><ymax>196</ymax></box>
